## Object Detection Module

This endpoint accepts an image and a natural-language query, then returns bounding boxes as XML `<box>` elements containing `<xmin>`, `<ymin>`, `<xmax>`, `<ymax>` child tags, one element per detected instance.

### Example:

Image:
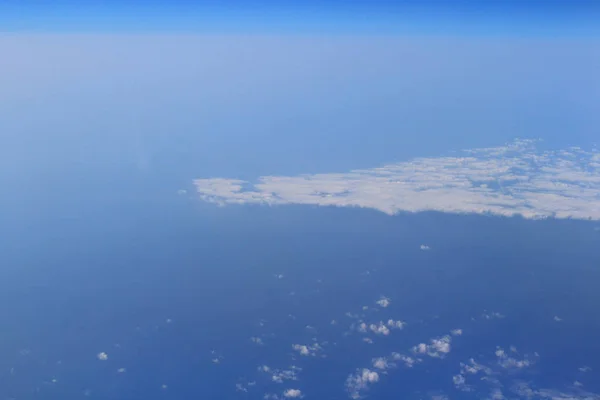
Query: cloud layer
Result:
<box><xmin>194</xmin><ymin>140</ymin><xmax>600</xmax><ymax>220</ymax></box>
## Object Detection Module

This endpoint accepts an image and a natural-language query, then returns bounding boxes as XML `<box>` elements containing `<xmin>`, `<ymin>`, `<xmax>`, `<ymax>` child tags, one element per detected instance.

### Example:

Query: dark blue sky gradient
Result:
<box><xmin>1</xmin><ymin>0</ymin><xmax>599</xmax><ymax>35</ymax></box>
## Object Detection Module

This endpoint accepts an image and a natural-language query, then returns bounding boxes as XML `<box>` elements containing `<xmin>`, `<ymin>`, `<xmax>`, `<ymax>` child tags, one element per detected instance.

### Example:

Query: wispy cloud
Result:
<box><xmin>193</xmin><ymin>140</ymin><xmax>600</xmax><ymax>220</ymax></box>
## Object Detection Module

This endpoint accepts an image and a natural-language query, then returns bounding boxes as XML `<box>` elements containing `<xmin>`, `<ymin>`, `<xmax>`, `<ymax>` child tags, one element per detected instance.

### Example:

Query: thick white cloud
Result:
<box><xmin>97</xmin><ymin>352</ymin><xmax>108</xmax><ymax>361</ymax></box>
<box><xmin>194</xmin><ymin>140</ymin><xmax>600</xmax><ymax>221</ymax></box>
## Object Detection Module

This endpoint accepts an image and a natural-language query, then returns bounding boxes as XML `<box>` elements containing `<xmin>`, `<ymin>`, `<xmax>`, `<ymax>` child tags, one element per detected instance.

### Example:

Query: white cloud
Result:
<box><xmin>346</xmin><ymin>369</ymin><xmax>380</xmax><ymax>399</ymax></box>
<box><xmin>193</xmin><ymin>140</ymin><xmax>600</xmax><ymax>221</ymax></box>
<box><xmin>362</xmin><ymin>337</ymin><xmax>374</xmax><ymax>344</ymax></box>
<box><xmin>390</xmin><ymin>353</ymin><xmax>418</xmax><ymax>368</ymax></box>
<box><xmin>420</xmin><ymin>244</ymin><xmax>431</xmax><ymax>251</ymax></box>
<box><xmin>97</xmin><ymin>352</ymin><xmax>108</xmax><ymax>361</ymax></box>
<box><xmin>259</xmin><ymin>365</ymin><xmax>301</xmax><ymax>384</ymax></box>
<box><xmin>554</xmin><ymin>315</ymin><xmax>563</xmax><ymax>322</ymax></box>
<box><xmin>451</xmin><ymin>329</ymin><xmax>463</xmax><ymax>336</ymax></box>
<box><xmin>292</xmin><ymin>343</ymin><xmax>322</xmax><ymax>357</ymax></box>
<box><xmin>283</xmin><ymin>389</ymin><xmax>303</xmax><ymax>398</ymax></box>
<box><xmin>387</xmin><ymin>319</ymin><xmax>406</xmax><ymax>329</ymax></box>
<box><xmin>372</xmin><ymin>357</ymin><xmax>392</xmax><ymax>370</ymax></box>
<box><xmin>376</xmin><ymin>297</ymin><xmax>391</xmax><ymax>308</ymax></box>
<box><xmin>117</xmin><ymin>368</ymin><xmax>126</xmax><ymax>373</ymax></box>
<box><xmin>369</xmin><ymin>322</ymin><xmax>391</xmax><ymax>336</ymax></box>
<box><xmin>495</xmin><ymin>346</ymin><xmax>534</xmax><ymax>369</ymax></box>
<box><xmin>413</xmin><ymin>335</ymin><xmax>452</xmax><ymax>358</ymax></box>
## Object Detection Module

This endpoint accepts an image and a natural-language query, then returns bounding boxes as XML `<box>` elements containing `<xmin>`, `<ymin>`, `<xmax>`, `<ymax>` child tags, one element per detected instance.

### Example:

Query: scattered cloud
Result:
<box><xmin>482</xmin><ymin>311</ymin><xmax>505</xmax><ymax>320</ymax></box>
<box><xmin>292</xmin><ymin>343</ymin><xmax>322</xmax><ymax>357</ymax></box>
<box><xmin>451</xmin><ymin>329</ymin><xmax>463</xmax><ymax>336</ymax></box>
<box><xmin>420</xmin><ymin>245</ymin><xmax>431</xmax><ymax>251</ymax></box>
<box><xmin>376</xmin><ymin>297</ymin><xmax>391</xmax><ymax>308</ymax></box>
<box><xmin>346</xmin><ymin>368</ymin><xmax>380</xmax><ymax>399</ymax></box>
<box><xmin>97</xmin><ymin>352</ymin><xmax>108</xmax><ymax>361</ymax></box>
<box><xmin>194</xmin><ymin>140</ymin><xmax>600</xmax><ymax>221</ymax></box>
<box><xmin>413</xmin><ymin>335</ymin><xmax>453</xmax><ymax>358</ymax></box>
<box><xmin>283</xmin><ymin>389</ymin><xmax>303</xmax><ymax>398</ymax></box>
<box><xmin>554</xmin><ymin>316</ymin><xmax>563</xmax><ymax>322</ymax></box>
<box><xmin>259</xmin><ymin>365</ymin><xmax>302</xmax><ymax>384</ymax></box>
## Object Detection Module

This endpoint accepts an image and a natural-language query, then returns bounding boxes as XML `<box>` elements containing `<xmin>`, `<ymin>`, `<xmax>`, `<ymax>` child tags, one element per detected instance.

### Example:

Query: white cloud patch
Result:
<box><xmin>413</xmin><ymin>335</ymin><xmax>453</xmax><ymax>358</ymax></box>
<box><xmin>97</xmin><ymin>352</ymin><xmax>108</xmax><ymax>361</ymax></box>
<box><xmin>512</xmin><ymin>382</ymin><xmax>600</xmax><ymax>400</ymax></box>
<box><xmin>194</xmin><ymin>140</ymin><xmax>600</xmax><ymax>221</ymax></box>
<box><xmin>369</xmin><ymin>322</ymin><xmax>391</xmax><ymax>336</ymax></box>
<box><xmin>495</xmin><ymin>346</ymin><xmax>536</xmax><ymax>370</ymax></box>
<box><xmin>283</xmin><ymin>389</ymin><xmax>303</xmax><ymax>398</ymax></box>
<box><xmin>420</xmin><ymin>244</ymin><xmax>431</xmax><ymax>251</ymax></box>
<box><xmin>451</xmin><ymin>329</ymin><xmax>463</xmax><ymax>336</ymax></box>
<box><xmin>376</xmin><ymin>296</ymin><xmax>391</xmax><ymax>308</ymax></box>
<box><xmin>346</xmin><ymin>369</ymin><xmax>380</xmax><ymax>399</ymax></box>
<box><xmin>390</xmin><ymin>353</ymin><xmax>419</xmax><ymax>368</ymax></box>
<box><xmin>292</xmin><ymin>343</ymin><xmax>322</xmax><ymax>357</ymax></box>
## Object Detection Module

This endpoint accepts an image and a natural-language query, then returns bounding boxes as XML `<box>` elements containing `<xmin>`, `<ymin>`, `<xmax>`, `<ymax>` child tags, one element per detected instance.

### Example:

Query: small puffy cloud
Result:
<box><xmin>346</xmin><ymin>368</ymin><xmax>380</xmax><ymax>399</ymax></box>
<box><xmin>362</xmin><ymin>337</ymin><xmax>374</xmax><ymax>344</ymax></box>
<box><xmin>283</xmin><ymin>389</ymin><xmax>303</xmax><ymax>398</ymax></box>
<box><xmin>117</xmin><ymin>368</ymin><xmax>126</xmax><ymax>373</ymax></box>
<box><xmin>370</xmin><ymin>322</ymin><xmax>390</xmax><ymax>336</ymax></box>
<box><xmin>495</xmin><ymin>346</ymin><xmax>534</xmax><ymax>369</ymax></box>
<box><xmin>97</xmin><ymin>352</ymin><xmax>108</xmax><ymax>361</ymax></box>
<box><xmin>387</xmin><ymin>319</ymin><xmax>406</xmax><ymax>329</ymax></box>
<box><xmin>390</xmin><ymin>353</ymin><xmax>418</xmax><ymax>368</ymax></box>
<box><xmin>420</xmin><ymin>245</ymin><xmax>431</xmax><ymax>251</ymax></box>
<box><xmin>554</xmin><ymin>316</ymin><xmax>563</xmax><ymax>322</ymax></box>
<box><xmin>292</xmin><ymin>343</ymin><xmax>322</xmax><ymax>357</ymax></box>
<box><xmin>372</xmin><ymin>357</ymin><xmax>392</xmax><ymax>370</ymax></box>
<box><xmin>451</xmin><ymin>329</ymin><xmax>463</xmax><ymax>336</ymax></box>
<box><xmin>376</xmin><ymin>297</ymin><xmax>391</xmax><ymax>308</ymax></box>
<box><xmin>412</xmin><ymin>334</ymin><xmax>453</xmax><ymax>358</ymax></box>
<box><xmin>579</xmin><ymin>366</ymin><xmax>592</xmax><ymax>372</ymax></box>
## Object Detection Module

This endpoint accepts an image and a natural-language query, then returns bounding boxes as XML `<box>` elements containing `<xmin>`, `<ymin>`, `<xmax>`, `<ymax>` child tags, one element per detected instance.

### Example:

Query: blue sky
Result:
<box><xmin>1</xmin><ymin>0</ymin><xmax>599</xmax><ymax>207</ymax></box>
<box><xmin>1</xmin><ymin>0</ymin><xmax>600</xmax><ymax>34</ymax></box>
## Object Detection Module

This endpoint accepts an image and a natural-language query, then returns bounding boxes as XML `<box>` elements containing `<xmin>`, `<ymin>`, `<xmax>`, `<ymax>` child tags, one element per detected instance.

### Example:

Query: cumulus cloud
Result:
<box><xmin>451</xmin><ymin>329</ymin><xmax>463</xmax><ymax>336</ymax></box>
<box><xmin>369</xmin><ymin>322</ymin><xmax>391</xmax><ymax>336</ymax></box>
<box><xmin>413</xmin><ymin>335</ymin><xmax>453</xmax><ymax>358</ymax></box>
<box><xmin>292</xmin><ymin>343</ymin><xmax>322</xmax><ymax>357</ymax></box>
<box><xmin>390</xmin><ymin>353</ymin><xmax>418</xmax><ymax>368</ymax></box>
<box><xmin>376</xmin><ymin>296</ymin><xmax>391</xmax><ymax>308</ymax></box>
<box><xmin>283</xmin><ymin>389</ymin><xmax>303</xmax><ymax>398</ymax></box>
<box><xmin>346</xmin><ymin>369</ymin><xmax>380</xmax><ymax>399</ymax></box>
<box><xmin>193</xmin><ymin>140</ymin><xmax>600</xmax><ymax>221</ymax></box>
<box><xmin>495</xmin><ymin>346</ymin><xmax>535</xmax><ymax>369</ymax></box>
<box><xmin>420</xmin><ymin>245</ymin><xmax>431</xmax><ymax>251</ymax></box>
<box><xmin>97</xmin><ymin>352</ymin><xmax>108</xmax><ymax>361</ymax></box>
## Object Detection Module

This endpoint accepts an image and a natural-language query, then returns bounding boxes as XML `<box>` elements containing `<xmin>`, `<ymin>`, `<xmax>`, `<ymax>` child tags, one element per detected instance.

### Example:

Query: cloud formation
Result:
<box><xmin>194</xmin><ymin>140</ymin><xmax>600</xmax><ymax>220</ymax></box>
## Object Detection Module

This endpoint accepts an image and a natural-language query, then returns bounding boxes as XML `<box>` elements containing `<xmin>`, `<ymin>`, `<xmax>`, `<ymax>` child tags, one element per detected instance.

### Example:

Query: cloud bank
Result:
<box><xmin>193</xmin><ymin>140</ymin><xmax>600</xmax><ymax>220</ymax></box>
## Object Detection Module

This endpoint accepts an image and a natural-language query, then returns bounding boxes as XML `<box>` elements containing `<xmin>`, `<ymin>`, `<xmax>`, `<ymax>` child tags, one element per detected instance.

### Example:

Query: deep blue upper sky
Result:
<box><xmin>1</xmin><ymin>0</ymin><xmax>600</xmax><ymax>35</ymax></box>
